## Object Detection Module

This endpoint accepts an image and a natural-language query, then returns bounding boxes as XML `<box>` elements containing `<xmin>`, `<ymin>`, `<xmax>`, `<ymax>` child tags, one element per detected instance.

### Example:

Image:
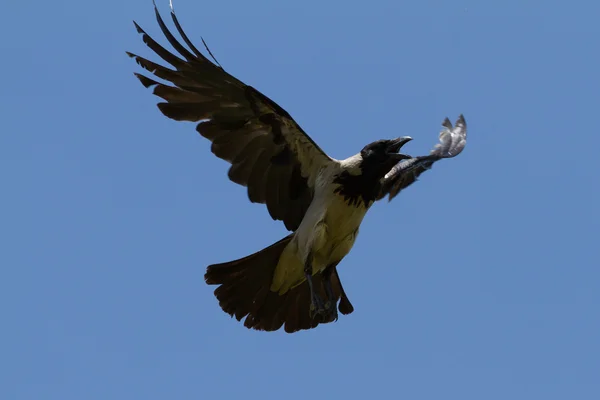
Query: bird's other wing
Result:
<box><xmin>128</xmin><ymin>3</ymin><xmax>334</xmax><ymax>231</ymax></box>
<box><xmin>377</xmin><ymin>115</ymin><xmax>467</xmax><ymax>201</ymax></box>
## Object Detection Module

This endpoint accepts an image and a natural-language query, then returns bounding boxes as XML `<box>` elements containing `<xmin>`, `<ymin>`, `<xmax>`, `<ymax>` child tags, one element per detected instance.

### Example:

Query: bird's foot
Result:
<box><xmin>310</xmin><ymin>297</ymin><xmax>338</xmax><ymax>322</ymax></box>
<box><xmin>309</xmin><ymin>293</ymin><xmax>326</xmax><ymax>320</ymax></box>
<box><xmin>324</xmin><ymin>300</ymin><xmax>338</xmax><ymax>322</ymax></box>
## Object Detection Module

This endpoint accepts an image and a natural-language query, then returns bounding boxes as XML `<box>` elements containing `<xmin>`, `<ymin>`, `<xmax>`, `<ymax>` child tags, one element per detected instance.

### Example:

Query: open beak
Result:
<box><xmin>387</xmin><ymin>136</ymin><xmax>412</xmax><ymax>153</ymax></box>
<box><xmin>387</xmin><ymin>136</ymin><xmax>413</xmax><ymax>161</ymax></box>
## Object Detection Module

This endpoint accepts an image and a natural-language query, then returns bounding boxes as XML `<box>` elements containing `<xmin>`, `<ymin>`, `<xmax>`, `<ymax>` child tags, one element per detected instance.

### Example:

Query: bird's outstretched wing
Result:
<box><xmin>128</xmin><ymin>4</ymin><xmax>334</xmax><ymax>231</ymax></box>
<box><xmin>377</xmin><ymin>115</ymin><xmax>467</xmax><ymax>201</ymax></box>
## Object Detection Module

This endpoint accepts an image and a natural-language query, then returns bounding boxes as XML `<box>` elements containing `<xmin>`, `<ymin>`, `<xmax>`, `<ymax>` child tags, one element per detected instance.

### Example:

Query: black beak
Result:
<box><xmin>387</xmin><ymin>136</ymin><xmax>412</xmax><ymax>161</ymax></box>
<box><xmin>387</xmin><ymin>136</ymin><xmax>412</xmax><ymax>153</ymax></box>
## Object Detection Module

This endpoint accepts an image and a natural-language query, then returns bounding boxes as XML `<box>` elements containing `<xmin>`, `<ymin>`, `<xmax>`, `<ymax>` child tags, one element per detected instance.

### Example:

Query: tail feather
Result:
<box><xmin>205</xmin><ymin>235</ymin><xmax>354</xmax><ymax>333</ymax></box>
<box><xmin>332</xmin><ymin>268</ymin><xmax>354</xmax><ymax>315</ymax></box>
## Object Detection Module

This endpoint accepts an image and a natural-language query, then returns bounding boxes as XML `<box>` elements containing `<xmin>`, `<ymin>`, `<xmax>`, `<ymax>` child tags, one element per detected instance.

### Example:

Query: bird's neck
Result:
<box><xmin>332</xmin><ymin>170</ymin><xmax>381</xmax><ymax>208</ymax></box>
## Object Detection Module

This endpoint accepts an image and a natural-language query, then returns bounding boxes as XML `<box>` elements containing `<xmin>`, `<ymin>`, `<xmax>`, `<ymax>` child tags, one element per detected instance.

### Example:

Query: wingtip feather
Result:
<box><xmin>442</xmin><ymin>117</ymin><xmax>452</xmax><ymax>129</ymax></box>
<box><xmin>133</xmin><ymin>21</ymin><xmax>145</xmax><ymax>34</ymax></box>
<box><xmin>134</xmin><ymin>72</ymin><xmax>160</xmax><ymax>88</ymax></box>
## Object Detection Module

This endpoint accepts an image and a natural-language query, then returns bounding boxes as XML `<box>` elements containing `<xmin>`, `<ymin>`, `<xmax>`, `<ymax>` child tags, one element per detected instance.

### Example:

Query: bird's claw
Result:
<box><xmin>324</xmin><ymin>300</ymin><xmax>339</xmax><ymax>322</ymax></box>
<box><xmin>310</xmin><ymin>296</ymin><xmax>338</xmax><ymax>322</ymax></box>
<box><xmin>309</xmin><ymin>294</ymin><xmax>325</xmax><ymax>319</ymax></box>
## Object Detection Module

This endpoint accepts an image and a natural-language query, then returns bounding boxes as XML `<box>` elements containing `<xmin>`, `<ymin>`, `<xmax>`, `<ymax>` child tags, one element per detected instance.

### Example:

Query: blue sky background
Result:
<box><xmin>2</xmin><ymin>0</ymin><xmax>599</xmax><ymax>399</ymax></box>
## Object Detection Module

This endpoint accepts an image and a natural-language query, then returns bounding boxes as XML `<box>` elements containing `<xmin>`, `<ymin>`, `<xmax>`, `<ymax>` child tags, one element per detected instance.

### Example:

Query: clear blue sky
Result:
<box><xmin>2</xmin><ymin>0</ymin><xmax>599</xmax><ymax>399</ymax></box>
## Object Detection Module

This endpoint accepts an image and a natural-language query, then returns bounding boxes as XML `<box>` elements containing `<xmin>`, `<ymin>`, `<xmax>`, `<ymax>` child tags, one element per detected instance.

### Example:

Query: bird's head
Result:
<box><xmin>359</xmin><ymin>137</ymin><xmax>413</xmax><ymax>178</ymax></box>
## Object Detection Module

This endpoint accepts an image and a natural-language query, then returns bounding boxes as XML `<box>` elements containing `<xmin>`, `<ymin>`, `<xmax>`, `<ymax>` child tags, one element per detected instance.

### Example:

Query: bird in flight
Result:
<box><xmin>128</xmin><ymin>3</ymin><xmax>467</xmax><ymax>333</ymax></box>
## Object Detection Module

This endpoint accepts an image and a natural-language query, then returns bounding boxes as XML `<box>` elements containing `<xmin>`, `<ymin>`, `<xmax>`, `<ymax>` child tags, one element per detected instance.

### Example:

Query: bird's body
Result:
<box><xmin>129</xmin><ymin>3</ymin><xmax>468</xmax><ymax>333</ymax></box>
<box><xmin>273</xmin><ymin>156</ymin><xmax>369</xmax><ymax>294</ymax></box>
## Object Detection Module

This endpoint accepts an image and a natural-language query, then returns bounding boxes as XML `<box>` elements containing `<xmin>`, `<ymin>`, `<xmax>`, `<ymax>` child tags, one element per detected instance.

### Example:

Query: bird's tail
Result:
<box><xmin>205</xmin><ymin>234</ymin><xmax>353</xmax><ymax>333</ymax></box>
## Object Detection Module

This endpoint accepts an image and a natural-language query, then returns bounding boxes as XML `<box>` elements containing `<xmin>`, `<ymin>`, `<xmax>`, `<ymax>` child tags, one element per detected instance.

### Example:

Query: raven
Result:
<box><xmin>128</xmin><ymin>3</ymin><xmax>467</xmax><ymax>333</ymax></box>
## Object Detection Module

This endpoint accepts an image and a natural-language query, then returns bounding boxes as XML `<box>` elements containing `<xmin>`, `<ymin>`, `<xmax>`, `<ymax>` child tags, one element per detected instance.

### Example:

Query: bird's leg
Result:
<box><xmin>304</xmin><ymin>252</ymin><xmax>325</xmax><ymax>319</ymax></box>
<box><xmin>305</xmin><ymin>274</ymin><xmax>325</xmax><ymax>319</ymax></box>
<box><xmin>322</xmin><ymin>272</ymin><xmax>339</xmax><ymax>322</ymax></box>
